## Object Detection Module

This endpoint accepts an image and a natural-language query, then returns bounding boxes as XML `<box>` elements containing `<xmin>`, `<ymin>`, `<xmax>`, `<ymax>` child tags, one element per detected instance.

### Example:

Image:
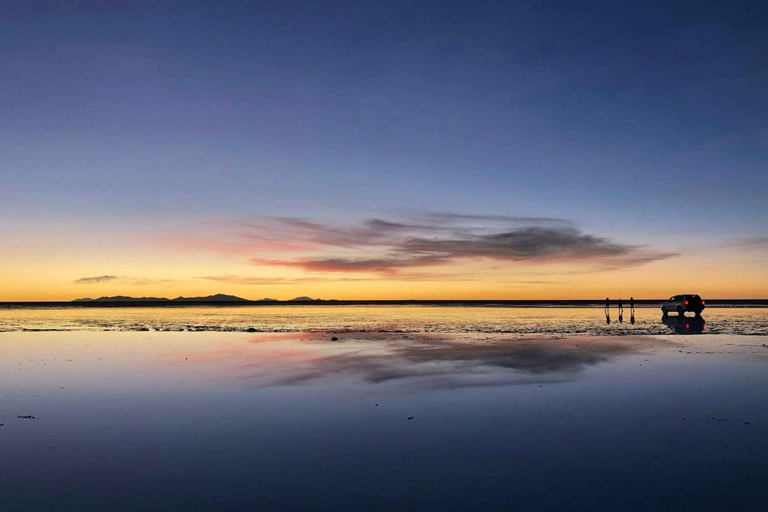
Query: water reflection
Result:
<box><xmin>661</xmin><ymin>315</ymin><xmax>706</xmax><ymax>334</ymax></box>
<box><xmin>2</xmin><ymin>332</ymin><xmax>768</xmax><ymax>512</ymax></box>
<box><xmin>1</xmin><ymin>305</ymin><xmax>766</xmax><ymax>335</ymax></box>
<box><xmin>198</xmin><ymin>335</ymin><xmax>666</xmax><ymax>390</ymax></box>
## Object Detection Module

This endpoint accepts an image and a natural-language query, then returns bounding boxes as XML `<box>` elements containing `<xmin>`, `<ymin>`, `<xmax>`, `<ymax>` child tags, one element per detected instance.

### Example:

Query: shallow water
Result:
<box><xmin>1</xmin><ymin>331</ymin><xmax>767</xmax><ymax>511</ymax></box>
<box><xmin>1</xmin><ymin>305</ymin><xmax>767</xmax><ymax>335</ymax></box>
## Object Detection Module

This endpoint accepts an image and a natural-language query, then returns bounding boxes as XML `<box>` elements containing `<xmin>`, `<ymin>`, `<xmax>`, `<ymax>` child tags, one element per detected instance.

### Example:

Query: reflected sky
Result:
<box><xmin>1</xmin><ymin>305</ymin><xmax>767</xmax><ymax>335</ymax></box>
<box><xmin>177</xmin><ymin>334</ymin><xmax>667</xmax><ymax>390</ymax></box>
<box><xmin>1</xmin><ymin>331</ymin><xmax>768</xmax><ymax>511</ymax></box>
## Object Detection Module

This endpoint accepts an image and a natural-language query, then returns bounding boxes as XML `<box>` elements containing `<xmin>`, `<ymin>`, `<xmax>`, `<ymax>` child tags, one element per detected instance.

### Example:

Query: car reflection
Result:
<box><xmin>661</xmin><ymin>315</ymin><xmax>706</xmax><ymax>334</ymax></box>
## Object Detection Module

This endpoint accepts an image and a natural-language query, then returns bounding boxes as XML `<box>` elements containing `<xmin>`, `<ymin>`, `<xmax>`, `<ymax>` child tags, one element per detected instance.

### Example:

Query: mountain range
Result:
<box><xmin>71</xmin><ymin>294</ymin><xmax>320</xmax><ymax>303</ymax></box>
<box><xmin>72</xmin><ymin>293</ymin><xmax>250</xmax><ymax>303</ymax></box>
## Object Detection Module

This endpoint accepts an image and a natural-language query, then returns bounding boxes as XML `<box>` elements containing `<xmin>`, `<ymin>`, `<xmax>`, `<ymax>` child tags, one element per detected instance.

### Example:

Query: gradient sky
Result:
<box><xmin>1</xmin><ymin>0</ymin><xmax>767</xmax><ymax>300</ymax></box>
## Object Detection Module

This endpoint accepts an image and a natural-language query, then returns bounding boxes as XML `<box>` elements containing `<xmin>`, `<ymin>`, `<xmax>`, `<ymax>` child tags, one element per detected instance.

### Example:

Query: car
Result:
<box><xmin>661</xmin><ymin>294</ymin><xmax>705</xmax><ymax>316</ymax></box>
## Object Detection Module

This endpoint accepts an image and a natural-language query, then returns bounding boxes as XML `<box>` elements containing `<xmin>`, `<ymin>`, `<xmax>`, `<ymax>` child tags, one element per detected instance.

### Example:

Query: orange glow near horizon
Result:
<box><xmin>1</xmin><ymin>255</ymin><xmax>766</xmax><ymax>301</ymax></box>
<box><xmin>1</xmin><ymin>217</ymin><xmax>766</xmax><ymax>301</ymax></box>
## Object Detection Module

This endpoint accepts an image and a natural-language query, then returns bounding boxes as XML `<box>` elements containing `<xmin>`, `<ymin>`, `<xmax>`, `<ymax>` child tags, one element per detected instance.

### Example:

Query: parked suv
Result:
<box><xmin>661</xmin><ymin>294</ymin><xmax>705</xmax><ymax>316</ymax></box>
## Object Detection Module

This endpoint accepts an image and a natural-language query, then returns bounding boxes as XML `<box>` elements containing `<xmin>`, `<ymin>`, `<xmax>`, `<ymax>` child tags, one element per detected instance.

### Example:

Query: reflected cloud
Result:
<box><xmin>178</xmin><ymin>334</ymin><xmax>666</xmax><ymax>390</ymax></box>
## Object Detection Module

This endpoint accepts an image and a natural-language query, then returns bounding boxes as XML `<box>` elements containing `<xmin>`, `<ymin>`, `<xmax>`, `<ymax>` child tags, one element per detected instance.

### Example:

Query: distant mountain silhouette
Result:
<box><xmin>289</xmin><ymin>296</ymin><xmax>316</xmax><ymax>302</ymax></box>
<box><xmin>72</xmin><ymin>294</ymin><xmax>248</xmax><ymax>303</ymax></box>
<box><xmin>72</xmin><ymin>296</ymin><xmax>170</xmax><ymax>303</ymax></box>
<box><xmin>171</xmin><ymin>294</ymin><xmax>248</xmax><ymax>302</ymax></box>
<box><xmin>258</xmin><ymin>298</ymin><xmax>278</xmax><ymax>302</ymax></box>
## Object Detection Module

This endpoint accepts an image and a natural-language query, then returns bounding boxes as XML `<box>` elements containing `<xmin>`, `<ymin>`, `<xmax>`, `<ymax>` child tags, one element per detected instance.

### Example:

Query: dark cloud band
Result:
<box><xmin>74</xmin><ymin>275</ymin><xmax>118</xmax><ymax>284</ymax></box>
<box><xmin>181</xmin><ymin>212</ymin><xmax>676</xmax><ymax>276</ymax></box>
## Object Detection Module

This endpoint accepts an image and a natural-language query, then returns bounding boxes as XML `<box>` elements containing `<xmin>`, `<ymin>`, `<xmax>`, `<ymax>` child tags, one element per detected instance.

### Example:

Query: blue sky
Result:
<box><xmin>1</xmin><ymin>0</ymin><xmax>766</xmax><ymax>299</ymax></box>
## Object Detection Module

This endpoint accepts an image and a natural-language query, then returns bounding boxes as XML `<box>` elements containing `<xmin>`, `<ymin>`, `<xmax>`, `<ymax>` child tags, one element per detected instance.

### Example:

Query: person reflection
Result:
<box><xmin>618</xmin><ymin>298</ymin><xmax>623</xmax><ymax>323</ymax></box>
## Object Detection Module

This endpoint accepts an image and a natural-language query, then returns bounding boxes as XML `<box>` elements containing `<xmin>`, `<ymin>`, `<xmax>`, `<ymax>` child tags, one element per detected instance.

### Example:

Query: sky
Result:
<box><xmin>1</xmin><ymin>0</ymin><xmax>767</xmax><ymax>301</ymax></box>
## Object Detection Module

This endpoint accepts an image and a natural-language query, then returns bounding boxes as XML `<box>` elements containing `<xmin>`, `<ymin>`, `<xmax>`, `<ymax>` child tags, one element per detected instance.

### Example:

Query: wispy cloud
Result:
<box><xmin>401</xmin><ymin>227</ymin><xmax>631</xmax><ymax>261</ymax></box>
<box><xmin>75</xmin><ymin>275</ymin><xmax>176</xmax><ymax>285</ymax></box>
<box><xmin>249</xmin><ymin>254</ymin><xmax>451</xmax><ymax>274</ymax></box>
<box><xmin>725</xmin><ymin>236</ymin><xmax>768</xmax><ymax>248</ymax></box>
<box><xmin>74</xmin><ymin>275</ymin><xmax>119</xmax><ymax>284</ymax></box>
<box><xmin>200</xmin><ymin>271</ymin><xmax>475</xmax><ymax>285</ymax></box>
<box><xmin>177</xmin><ymin>212</ymin><xmax>675</xmax><ymax>277</ymax></box>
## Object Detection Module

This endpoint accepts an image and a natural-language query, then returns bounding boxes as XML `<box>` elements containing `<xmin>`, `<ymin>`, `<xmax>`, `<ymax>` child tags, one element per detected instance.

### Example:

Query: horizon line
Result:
<box><xmin>2</xmin><ymin>298</ymin><xmax>767</xmax><ymax>305</ymax></box>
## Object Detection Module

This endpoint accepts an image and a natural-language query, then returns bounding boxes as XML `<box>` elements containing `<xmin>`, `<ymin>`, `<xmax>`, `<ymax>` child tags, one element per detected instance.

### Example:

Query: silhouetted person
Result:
<box><xmin>618</xmin><ymin>298</ymin><xmax>624</xmax><ymax>323</ymax></box>
<box><xmin>605</xmin><ymin>297</ymin><xmax>610</xmax><ymax>314</ymax></box>
<box><xmin>630</xmin><ymin>297</ymin><xmax>635</xmax><ymax>310</ymax></box>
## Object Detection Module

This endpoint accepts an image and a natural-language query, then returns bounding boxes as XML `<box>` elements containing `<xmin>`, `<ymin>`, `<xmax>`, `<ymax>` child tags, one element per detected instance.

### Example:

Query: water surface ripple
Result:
<box><xmin>0</xmin><ymin>305</ymin><xmax>766</xmax><ymax>335</ymax></box>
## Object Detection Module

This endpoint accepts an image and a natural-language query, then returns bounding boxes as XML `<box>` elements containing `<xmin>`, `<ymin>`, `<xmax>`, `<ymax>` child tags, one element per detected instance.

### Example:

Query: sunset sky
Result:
<box><xmin>1</xmin><ymin>0</ymin><xmax>766</xmax><ymax>301</ymax></box>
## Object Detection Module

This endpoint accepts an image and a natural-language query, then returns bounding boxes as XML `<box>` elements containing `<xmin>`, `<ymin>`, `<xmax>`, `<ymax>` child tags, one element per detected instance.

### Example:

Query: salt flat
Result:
<box><xmin>1</xmin><ymin>331</ymin><xmax>767</xmax><ymax>511</ymax></box>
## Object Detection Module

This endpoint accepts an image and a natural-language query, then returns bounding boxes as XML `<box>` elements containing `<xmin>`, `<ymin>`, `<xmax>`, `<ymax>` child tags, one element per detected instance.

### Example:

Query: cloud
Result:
<box><xmin>74</xmin><ymin>275</ymin><xmax>176</xmax><ymax>285</ymax></box>
<box><xmin>178</xmin><ymin>213</ymin><xmax>571</xmax><ymax>255</ymax></box>
<box><xmin>200</xmin><ymin>271</ymin><xmax>475</xmax><ymax>285</ymax></box>
<box><xmin>250</xmin><ymin>254</ymin><xmax>451</xmax><ymax>274</ymax></box>
<box><xmin>412</xmin><ymin>212</ymin><xmax>571</xmax><ymax>226</ymax></box>
<box><xmin>725</xmin><ymin>236</ymin><xmax>768</xmax><ymax>248</ymax></box>
<box><xmin>402</xmin><ymin>227</ymin><xmax>631</xmax><ymax>261</ymax></box>
<box><xmin>174</xmin><ymin>212</ymin><xmax>676</xmax><ymax>276</ymax></box>
<box><xmin>246</xmin><ymin>223</ymin><xmax>673</xmax><ymax>274</ymax></box>
<box><xmin>74</xmin><ymin>275</ymin><xmax>119</xmax><ymax>284</ymax></box>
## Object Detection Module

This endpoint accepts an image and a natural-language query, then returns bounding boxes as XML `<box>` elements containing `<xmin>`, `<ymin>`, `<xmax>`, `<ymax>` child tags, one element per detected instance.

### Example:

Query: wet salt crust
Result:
<box><xmin>1</xmin><ymin>331</ymin><xmax>767</xmax><ymax>511</ymax></box>
<box><xmin>1</xmin><ymin>305</ymin><xmax>767</xmax><ymax>335</ymax></box>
